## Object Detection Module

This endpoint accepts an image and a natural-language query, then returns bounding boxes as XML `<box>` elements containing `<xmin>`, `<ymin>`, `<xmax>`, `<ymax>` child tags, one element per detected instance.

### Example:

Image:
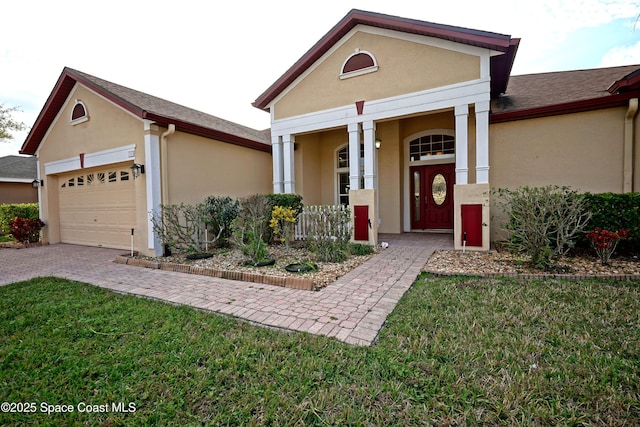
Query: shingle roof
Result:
<box><xmin>21</xmin><ymin>67</ymin><xmax>271</xmax><ymax>155</ymax></box>
<box><xmin>491</xmin><ymin>65</ymin><xmax>640</xmax><ymax>121</ymax></box>
<box><xmin>0</xmin><ymin>155</ymin><xmax>37</xmax><ymax>180</ymax></box>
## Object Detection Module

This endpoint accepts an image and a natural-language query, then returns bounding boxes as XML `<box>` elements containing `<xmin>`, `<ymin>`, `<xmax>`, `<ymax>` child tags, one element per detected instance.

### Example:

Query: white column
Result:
<box><xmin>348</xmin><ymin>122</ymin><xmax>361</xmax><ymax>190</ymax></box>
<box><xmin>271</xmin><ymin>135</ymin><xmax>284</xmax><ymax>194</ymax></box>
<box><xmin>144</xmin><ymin>126</ymin><xmax>162</xmax><ymax>255</ymax></box>
<box><xmin>363</xmin><ymin>120</ymin><xmax>376</xmax><ymax>189</ymax></box>
<box><xmin>475</xmin><ymin>101</ymin><xmax>490</xmax><ymax>184</ymax></box>
<box><xmin>455</xmin><ymin>104</ymin><xmax>469</xmax><ymax>185</ymax></box>
<box><xmin>283</xmin><ymin>134</ymin><xmax>295</xmax><ymax>193</ymax></box>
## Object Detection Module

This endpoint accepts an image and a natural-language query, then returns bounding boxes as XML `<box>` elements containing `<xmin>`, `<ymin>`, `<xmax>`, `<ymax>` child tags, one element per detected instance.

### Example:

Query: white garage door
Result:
<box><xmin>58</xmin><ymin>165</ymin><xmax>136</xmax><ymax>249</ymax></box>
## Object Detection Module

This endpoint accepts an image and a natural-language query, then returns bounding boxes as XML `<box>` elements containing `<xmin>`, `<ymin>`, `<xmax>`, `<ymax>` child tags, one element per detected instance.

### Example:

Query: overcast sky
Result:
<box><xmin>1</xmin><ymin>0</ymin><xmax>639</xmax><ymax>157</ymax></box>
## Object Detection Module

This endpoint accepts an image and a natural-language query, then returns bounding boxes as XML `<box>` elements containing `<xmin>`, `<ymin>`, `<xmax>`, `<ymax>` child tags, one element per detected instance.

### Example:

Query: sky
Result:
<box><xmin>1</xmin><ymin>0</ymin><xmax>639</xmax><ymax>157</ymax></box>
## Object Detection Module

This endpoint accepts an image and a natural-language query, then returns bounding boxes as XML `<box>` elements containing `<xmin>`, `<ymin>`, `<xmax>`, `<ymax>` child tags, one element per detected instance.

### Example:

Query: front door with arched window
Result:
<box><xmin>406</xmin><ymin>130</ymin><xmax>455</xmax><ymax>230</ymax></box>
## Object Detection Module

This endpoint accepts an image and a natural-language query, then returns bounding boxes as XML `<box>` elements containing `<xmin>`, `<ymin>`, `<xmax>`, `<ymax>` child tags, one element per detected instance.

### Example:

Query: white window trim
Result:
<box><xmin>407</xmin><ymin>129</ymin><xmax>456</xmax><ymax>165</ymax></box>
<box><xmin>335</xmin><ymin>143</ymin><xmax>365</xmax><ymax>204</ymax></box>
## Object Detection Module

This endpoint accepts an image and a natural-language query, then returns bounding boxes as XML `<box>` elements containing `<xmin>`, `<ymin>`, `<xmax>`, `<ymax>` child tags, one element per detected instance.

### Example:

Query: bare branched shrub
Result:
<box><xmin>493</xmin><ymin>186</ymin><xmax>592</xmax><ymax>268</ymax></box>
<box><xmin>151</xmin><ymin>203</ymin><xmax>205</xmax><ymax>253</ymax></box>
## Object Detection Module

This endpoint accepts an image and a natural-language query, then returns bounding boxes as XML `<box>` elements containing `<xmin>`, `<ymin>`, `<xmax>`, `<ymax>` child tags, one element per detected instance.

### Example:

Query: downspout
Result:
<box><xmin>624</xmin><ymin>98</ymin><xmax>638</xmax><ymax>193</ymax></box>
<box><xmin>160</xmin><ymin>124</ymin><xmax>175</xmax><ymax>204</ymax></box>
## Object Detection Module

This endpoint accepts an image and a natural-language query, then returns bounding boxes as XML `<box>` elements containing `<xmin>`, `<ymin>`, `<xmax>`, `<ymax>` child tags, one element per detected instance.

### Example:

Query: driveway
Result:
<box><xmin>0</xmin><ymin>233</ymin><xmax>452</xmax><ymax>345</ymax></box>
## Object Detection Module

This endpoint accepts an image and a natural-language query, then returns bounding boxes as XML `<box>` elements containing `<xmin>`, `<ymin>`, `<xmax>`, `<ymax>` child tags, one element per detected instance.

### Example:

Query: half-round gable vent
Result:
<box><xmin>70</xmin><ymin>100</ymin><xmax>89</xmax><ymax>125</ymax></box>
<box><xmin>340</xmin><ymin>49</ymin><xmax>378</xmax><ymax>79</ymax></box>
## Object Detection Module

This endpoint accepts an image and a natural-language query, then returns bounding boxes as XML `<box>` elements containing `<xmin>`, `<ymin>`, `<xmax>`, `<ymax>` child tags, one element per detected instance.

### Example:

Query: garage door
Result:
<box><xmin>58</xmin><ymin>165</ymin><xmax>135</xmax><ymax>249</ymax></box>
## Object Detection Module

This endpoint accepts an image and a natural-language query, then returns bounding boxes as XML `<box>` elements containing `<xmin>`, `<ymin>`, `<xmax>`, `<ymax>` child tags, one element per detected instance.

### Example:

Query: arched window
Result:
<box><xmin>340</xmin><ymin>49</ymin><xmax>378</xmax><ymax>80</ymax></box>
<box><xmin>70</xmin><ymin>100</ymin><xmax>89</xmax><ymax>125</ymax></box>
<box><xmin>408</xmin><ymin>130</ymin><xmax>455</xmax><ymax>162</ymax></box>
<box><xmin>335</xmin><ymin>144</ymin><xmax>364</xmax><ymax>205</ymax></box>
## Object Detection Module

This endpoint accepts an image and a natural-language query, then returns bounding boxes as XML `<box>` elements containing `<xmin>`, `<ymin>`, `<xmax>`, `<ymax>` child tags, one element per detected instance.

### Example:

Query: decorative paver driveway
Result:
<box><xmin>0</xmin><ymin>233</ymin><xmax>452</xmax><ymax>345</ymax></box>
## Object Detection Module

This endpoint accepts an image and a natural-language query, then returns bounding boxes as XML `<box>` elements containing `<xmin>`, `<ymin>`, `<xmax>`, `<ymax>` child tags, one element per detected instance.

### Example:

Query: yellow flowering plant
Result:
<box><xmin>269</xmin><ymin>205</ymin><xmax>297</xmax><ymax>248</ymax></box>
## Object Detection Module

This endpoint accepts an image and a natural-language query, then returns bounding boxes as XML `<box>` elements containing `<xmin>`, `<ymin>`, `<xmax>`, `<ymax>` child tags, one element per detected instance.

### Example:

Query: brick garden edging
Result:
<box><xmin>422</xmin><ymin>269</ymin><xmax>640</xmax><ymax>281</ymax></box>
<box><xmin>114</xmin><ymin>255</ymin><xmax>315</xmax><ymax>291</ymax></box>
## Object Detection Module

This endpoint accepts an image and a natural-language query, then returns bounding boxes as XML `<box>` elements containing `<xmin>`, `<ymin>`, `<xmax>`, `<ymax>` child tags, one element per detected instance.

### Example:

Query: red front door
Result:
<box><xmin>410</xmin><ymin>164</ymin><xmax>455</xmax><ymax>230</ymax></box>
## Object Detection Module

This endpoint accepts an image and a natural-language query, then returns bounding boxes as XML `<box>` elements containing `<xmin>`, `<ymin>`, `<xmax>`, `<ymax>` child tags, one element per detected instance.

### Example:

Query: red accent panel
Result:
<box><xmin>461</xmin><ymin>204</ymin><xmax>482</xmax><ymax>247</ymax></box>
<box><xmin>354</xmin><ymin>205</ymin><xmax>369</xmax><ymax>241</ymax></box>
<box><xmin>343</xmin><ymin>53</ymin><xmax>375</xmax><ymax>73</ymax></box>
<box><xmin>79</xmin><ymin>153</ymin><xmax>85</xmax><ymax>168</ymax></box>
<box><xmin>355</xmin><ymin>100</ymin><xmax>365</xmax><ymax>115</ymax></box>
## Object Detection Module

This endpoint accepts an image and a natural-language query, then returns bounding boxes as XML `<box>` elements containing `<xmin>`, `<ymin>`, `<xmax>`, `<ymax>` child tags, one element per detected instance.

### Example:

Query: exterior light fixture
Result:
<box><xmin>31</xmin><ymin>179</ymin><xmax>44</xmax><ymax>188</ymax></box>
<box><xmin>130</xmin><ymin>163</ymin><xmax>145</xmax><ymax>179</ymax></box>
<box><xmin>375</xmin><ymin>138</ymin><xmax>382</xmax><ymax>149</ymax></box>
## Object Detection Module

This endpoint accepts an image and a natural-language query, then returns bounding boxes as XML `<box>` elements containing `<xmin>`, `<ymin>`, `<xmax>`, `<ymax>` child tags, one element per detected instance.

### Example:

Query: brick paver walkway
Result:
<box><xmin>0</xmin><ymin>233</ymin><xmax>452</xmax><ymax>346</ymax></box>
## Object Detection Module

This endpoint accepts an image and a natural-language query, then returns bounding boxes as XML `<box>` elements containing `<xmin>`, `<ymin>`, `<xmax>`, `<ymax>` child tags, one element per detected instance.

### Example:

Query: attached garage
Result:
<box><xmin>57</xmin><ymin>163</ymin><xmax>135</xmax><ymax>249</ymax></box>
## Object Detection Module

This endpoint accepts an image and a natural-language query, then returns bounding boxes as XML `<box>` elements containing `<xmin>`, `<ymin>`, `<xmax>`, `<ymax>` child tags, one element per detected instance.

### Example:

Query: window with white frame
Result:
<box><xmin>336</xmin><ymin>144</ymin><xmax>364</xmax><ymax>205</ymax></box>
<box><xmin>408</xmin><ymin>131</ymin><xmax>455</xmax><ymax>162</ymax></box>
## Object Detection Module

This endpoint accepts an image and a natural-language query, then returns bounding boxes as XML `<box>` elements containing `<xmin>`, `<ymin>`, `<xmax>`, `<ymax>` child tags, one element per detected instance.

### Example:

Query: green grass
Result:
<box><xmin>1</xmin><ymin>275</ymin><xmax>638</xmax><ymax>426</ymax></box>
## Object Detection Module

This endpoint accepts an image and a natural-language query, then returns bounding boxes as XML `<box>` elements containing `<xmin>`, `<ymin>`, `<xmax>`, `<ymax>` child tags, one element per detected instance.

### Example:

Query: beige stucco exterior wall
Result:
<box><xmin>489</xmin><ymin>107</ymin><xmax>632</xmax><ymax>241</ymax></box>
<box><xmin>36</xmin><ymin>84</ymin><xmax>147</xmax><ymax>250</ymax></box>
<box><xmin>165</xmin><ymin>131</ymin><xmax>272</xmax><ymax>205</ymax></box>
<box><xmin>490</xmin><ymin>108</ymin><xmax>627</xmax><ymax>192</ymax></box>
<box><xmin>273</xmin><ymin>31</ymin><xmax>480</xmax><ymax>120</ymax></box>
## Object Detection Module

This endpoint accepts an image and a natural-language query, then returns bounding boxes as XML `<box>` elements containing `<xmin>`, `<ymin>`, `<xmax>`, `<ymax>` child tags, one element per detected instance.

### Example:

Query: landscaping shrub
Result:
<box><xmin>0</xmin><ymin>203</ymin><xmax>39</xmax><ymax>235</ymax></box>
<box><xmin>266</xmin><ymin>193</ymin><xmax>303</xmax><ymax>218</ymax></box>
<box><xmin>349</xmin><ymin>242</ymin><xmax>374</xmax><ymax>256</ymax></box>
<box><xmin>151</xmin><ymin>203</ymin><xmax>206</xmax><ymax>253</ymax></box>
<box><xmin>306</xmin><ymin>205</ymin><xmax>351</xmax><ymax>262</ymax></box>
<box><xmin>9</xmin><ymin>217</ymin><xmax>45</xmax><ymax>243</ymax></box>
<box><xmin>581</xmin><ymin>192</ymin><xmax>640</xmax><ymax>255</ymax></box>
<box><xmin>493</xmin><ymin>186</ymin><xmax>591</xmax><ymax>268</ymax></box>
<box><xmin>201</xmin><ymin>196</ymin><xmax>239</xmax><ymax>246</ymax></box>
<box><xmin>269</xmin><ymin>205</ymin><xmax>296</xmax><ymax>248</ymax></box>
<box><xmin>586</xmin><ymin>228</ymin><xmax>629</xmax><ymax>265</ymax></box>
<box><xmin>231</xmin><ymin>194</ymin><xmax>272</xmax><ymax>264</ymax></box>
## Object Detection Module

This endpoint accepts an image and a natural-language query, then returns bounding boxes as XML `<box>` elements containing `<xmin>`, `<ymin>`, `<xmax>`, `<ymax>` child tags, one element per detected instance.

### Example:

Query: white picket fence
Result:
<box><xmin>294</xmin><ymin>205</ymin><xmax>351</xmax><ymax>240</ymax></box>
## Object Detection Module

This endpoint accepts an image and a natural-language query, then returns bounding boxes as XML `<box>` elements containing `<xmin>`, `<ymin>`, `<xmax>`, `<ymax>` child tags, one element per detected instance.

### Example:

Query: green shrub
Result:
<box><xmin>306</xmin><ymin>205</ymin><xmax>351</xmax><ymax>262</ymax></box>
<box><xmin>0</xmin><ymin>203</ymin><xmax>39</xmax><ymax>235</ymax></box>
<box><xmin>349</xmin><ymin>243</ymin><xmax>374</xmax><ymax>256</ymax></box>
<box><xmin>493</xmin><ymin>186</ymin><xmax>591</xmax><ymax>268</ymax></box>
<box><xmin>581</xmin><ymin>192</ymin><xmax>640</xmax><ymax>255</ymax></box>
<box><xmin>201</xmin><ymin>196</ymin><xmax>239</xmax><ymax>246</ymax></box>
<box><xmin>231</xmin><ymin>194</ymin><xmax>272</xmax><ymax>264</ymax></box>
<box><xmin>266</xmin><ymin>194</ymin><xmax>303</xmax><ymax>218</ymax></box>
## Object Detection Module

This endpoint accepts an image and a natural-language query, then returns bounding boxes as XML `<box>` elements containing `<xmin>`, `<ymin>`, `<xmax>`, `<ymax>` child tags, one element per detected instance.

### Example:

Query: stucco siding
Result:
<box><xmin>166</xmin><ymin>132</ymin><xmax>272</xmax><ymax>205</ymax></box>
<box><xmin>490</xmin><ymin>108</ymin><xmax>626</xmax><ymax>193</ymax></box>
<box><xmin>0</xmin><ymin>183</ymin><xmax>37</xmax><ymax>204</ymax></box>
<box><xmin>273</xmin><ymin>30</ymin><xmax>481</xmax><ymax>120</ymax></box>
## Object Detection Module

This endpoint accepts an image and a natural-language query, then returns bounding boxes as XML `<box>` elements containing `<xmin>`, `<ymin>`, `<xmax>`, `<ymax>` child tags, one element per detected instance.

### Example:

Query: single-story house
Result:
<box><xmin>253</xmin><ymin>9</ymin><xmax>640</xmax><ymax>250</ymax></box>
<box><xmin>20</xmin><ymin>68</ymin><xmax>272</xmax><ymax>256</ymax></box>
<box><xmin>20</xmin><ymin>9</ymin><xmax>640</xmax><ymax>255</ymax></box>
<box><xmin>0</xmin><ymin>155</ymin><xmax>38</xmax><ymax>204</ymax></box>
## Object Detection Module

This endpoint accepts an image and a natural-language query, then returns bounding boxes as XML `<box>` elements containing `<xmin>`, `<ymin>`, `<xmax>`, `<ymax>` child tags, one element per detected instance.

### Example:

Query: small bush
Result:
<box><xmin>201</xmin><ymin>196</ymin><xmax>239</xmax><ymax>246</ymax></box>
<box><xmin>581</xmin><ymin>192</ymin><xmax>640</xmax><ymax>255</ymax></box>
<box><xmin>266</xmin><ymin>194</ymin><xmax>303</xmax><ymax>218</ymax></box>
<box><xmin>349</xmin><ymin>243</ymin><xmax>374</xmax><ymax>256</ymax></box>
<box><xmin>10</xmin><ymin>217</ymin><xmax>45</xmax><ymax>243</ymax></box>
<box><xmin>269</xmin><ymin>205</ymin><xmax>297</xmax><ymax>247</ymax></box>
<box><xmin>231</xmin><ymin>195</ymin><xmax>272</xmax><ymax>264</ymax></box>
<box><xmin>493</xmin><ymin>186</ymin><xmax>591</xmax><ymax>268</ymax></box>
<box><xmin>0</xmin><ymin>203</ymin><xmax>39</xmax><ymax>235</ymax></box>
<box><xmin>151</xmin><ymin>203</ymin><xmax>205</xmax><ymax>253</ymax></box>
<box><xmin>306</xmin><ymin>205</ymin><xmax>351</xmax><ymax>262</ymax></box>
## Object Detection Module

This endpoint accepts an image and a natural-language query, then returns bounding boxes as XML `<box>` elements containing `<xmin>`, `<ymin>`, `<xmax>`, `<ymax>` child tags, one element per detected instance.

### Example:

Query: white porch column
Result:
<box><xmin>348</xmin><ymin>122</ymin><xmax>361</xmax><ymax>190</ymax></box>
<box><xmin>283</xmin><ymin>134</ymin><xmax>295</xmax><ymax>193</ymax></box>
<box><xmin>363</xmin><ymin>120</ymin><xmax>376</xmax><ymax>189</ymax></box>
<box><xmin>144</xmin><ymin>123</ymin><xmax>163</xmax><ymax>256</ymax></box>
<box><xmin>475</xmin><ymin>101</ymin><xmax>490</xmax><ymax>184</ymax></box>
<box><xmin>455</xmin><ymin>104</ymin><xmax>469</xmax><ymax>185</ymax></box>
<box><xmin>272</xmin><ymin>135</ymin><xmax>284</xmax><ymax>194</ymax></box>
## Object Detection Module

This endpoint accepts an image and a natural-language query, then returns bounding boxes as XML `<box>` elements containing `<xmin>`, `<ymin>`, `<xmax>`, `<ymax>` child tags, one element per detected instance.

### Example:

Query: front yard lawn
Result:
<box><xmin>1</xmin><ymin>275</ymin><xmax>638</xmax><ymax>425</ymax></box>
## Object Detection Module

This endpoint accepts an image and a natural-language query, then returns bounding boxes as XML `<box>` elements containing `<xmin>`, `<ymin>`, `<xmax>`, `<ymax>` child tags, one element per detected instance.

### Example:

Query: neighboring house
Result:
<box><xmin>253</xmin><ymin>9</ymin><xmax>640</xmax><ymax>250</ymax></box>
<box><xmin>20</xmin><ymin>68</ymin><xmax>272</xmax><ymax>256</ymax></box>
<box><xmin>0</xmin><ymin>155</ymin><xmax>38</xmax><ymax>204</ymax></box>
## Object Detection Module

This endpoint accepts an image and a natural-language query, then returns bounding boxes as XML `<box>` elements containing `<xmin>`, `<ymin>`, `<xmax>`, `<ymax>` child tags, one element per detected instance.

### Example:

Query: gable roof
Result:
<box><xmin>20</xmin><ymin>67</ymin><xmax>271</xmax><ymax>155</ymax></box>
<box><xmin>253</xmin><ymin>9</ymin><xmax>520</xmax><ymax>111</ymax></box>
<box><xmin>491</xmin><ymin>64</ymin><xmax>640</xmax><ymax>123</ymax></box>
<box><xmin>0</xmin><ymin>155</ymin><xmax>37</xmax><ymax>181</ymax></box>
